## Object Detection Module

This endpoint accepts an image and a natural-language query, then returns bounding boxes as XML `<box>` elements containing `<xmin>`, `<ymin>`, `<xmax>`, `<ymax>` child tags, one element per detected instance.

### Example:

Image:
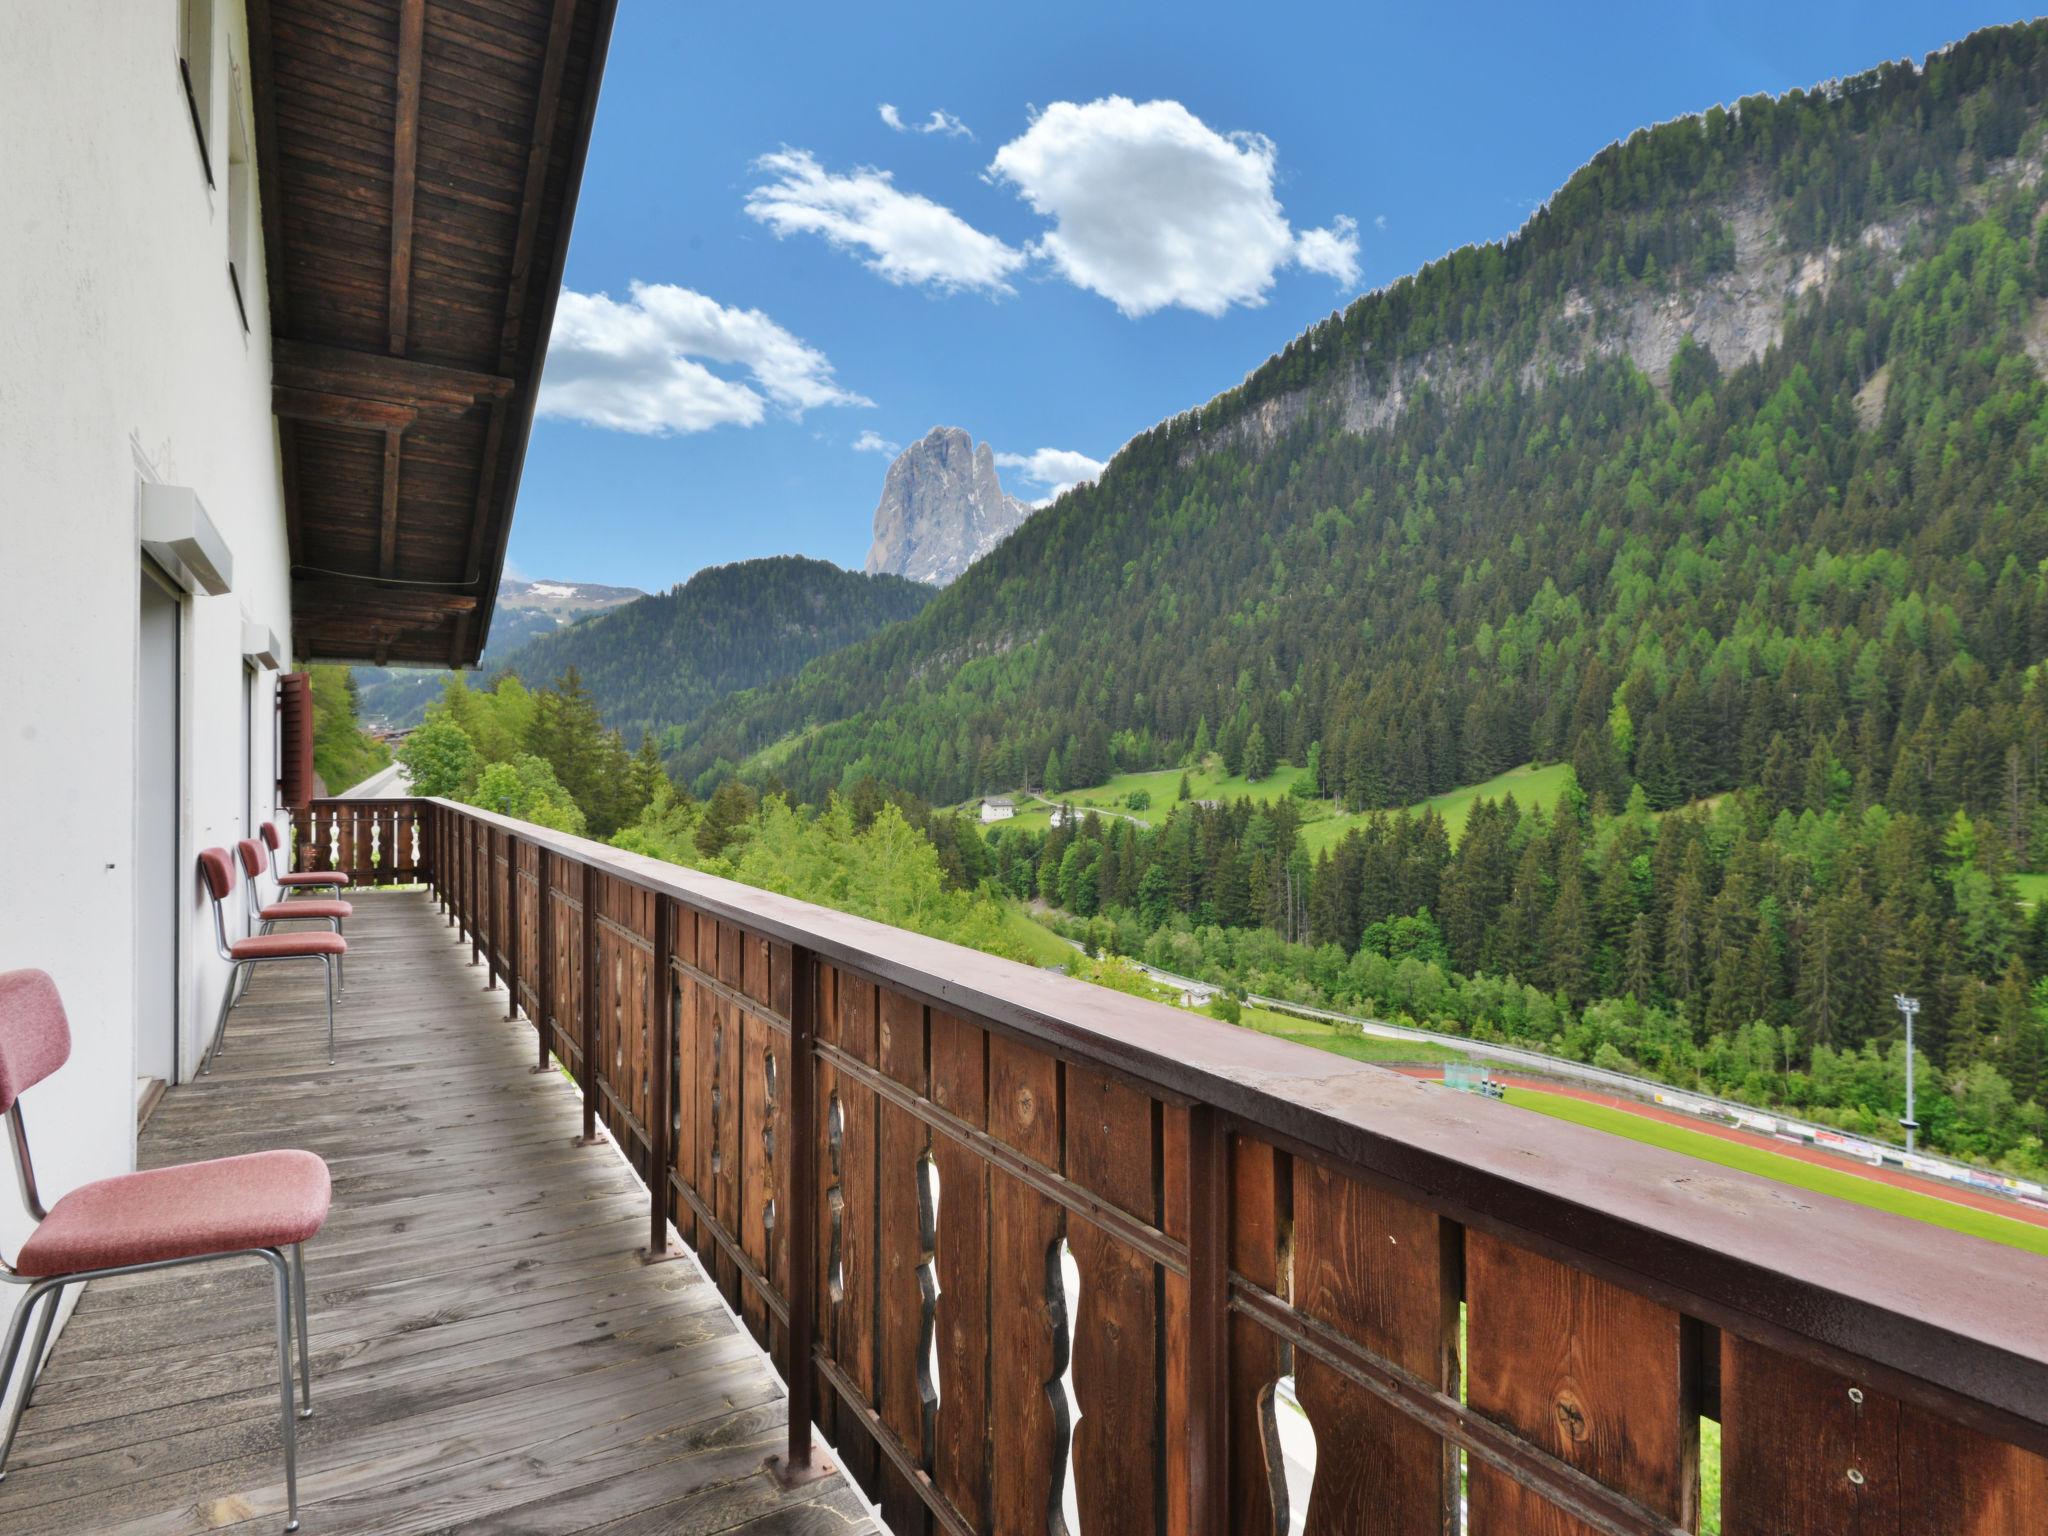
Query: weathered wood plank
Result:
<box><xmin>1722</xmin><ymin>1333</ymin><xmax>2048</xmax><ymax>1535</ymax></box>
<box><xmin>929</xmin><ymin>1011</ymin><xmax>990</xmax><ymax>1532</ymax></box>
<box><xmin>988</xmin><ymin>1033</ymin><xmax>1062</xmax><ymax>1536</ymax></box>
<box><xmin>1466</xmin><ymin>1229</ymin><xmax>1698</xmax><ymax>1534</ymax></box>
<box><xmin>1290</xmin><ymin>1158</ymin><xmax>1457</xmax><ymax>1536</ymax></box>
<box><xmin>1065</xmin><ymin>1063</ymin><xmax>1160</xmax><ymax>1536</ymax></box>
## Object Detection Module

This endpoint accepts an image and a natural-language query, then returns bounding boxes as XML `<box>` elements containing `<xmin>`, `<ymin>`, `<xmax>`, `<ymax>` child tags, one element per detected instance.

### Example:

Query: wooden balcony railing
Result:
<box><xmin>287</xmin><ymin>798</ymin><xmax>428</xmax><ymax>887</ymax></box>
<box><xmin>339</xmin><ymin>796</ymin><xmax>2048</xmax><ymax>1533</ymax></box>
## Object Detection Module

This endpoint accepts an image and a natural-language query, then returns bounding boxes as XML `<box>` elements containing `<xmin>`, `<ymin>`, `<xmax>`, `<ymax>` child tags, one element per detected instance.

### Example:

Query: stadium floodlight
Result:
<box><xmin>1894</xmin><ymin>993</ymin><xmax>1921</xmax><ymax>1153</ymax></box>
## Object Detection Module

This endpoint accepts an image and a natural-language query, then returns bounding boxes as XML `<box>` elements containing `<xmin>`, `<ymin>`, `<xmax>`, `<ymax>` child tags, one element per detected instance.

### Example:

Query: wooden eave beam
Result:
<box><xmin>388</xmin><ymin>0</ymin><xmax>425</xmax><ymax>356</ymax></box>
<box><xmin>292</xmin><ymin>585</ymin><xmax>479</xmax><ymax>615</ymax></box>
<box><xmin>378</xmin><ymin>429</ymin><xmax>405</xmax><ymax>579</ymax></box>
<box><xmin>273</xmin><ymin>340</ymin><xmax>514</xmax><ymax>416</ymax></box>
<box><xmin>272</xmin><ymin>387</ymin><xmax>418</xmax><ymax>432</ymax></box>
<box><xmin>499</xmin><ymin>0</ymin><xmax>580</xmax><ymax>365</ymax></box>
<box><xmin>462</xmin><ymin>0</ymin><xmax>599</xmax><ymax>664</ymax></box>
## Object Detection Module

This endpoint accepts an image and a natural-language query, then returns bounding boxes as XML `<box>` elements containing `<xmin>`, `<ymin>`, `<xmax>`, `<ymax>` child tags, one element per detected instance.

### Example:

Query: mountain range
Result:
<box><xmin>494</xmin><ymin>556</ymin><xmax>934</xmax><ymax>747</ymax></box>
<box><xmin>353</xmin><ymin>578</ymin><xmax>644</xmax><ymax>728</ymax></box>
<box><xmin>657</xmin><ymin>23</ymin><xmax>2048</xmax><ymax>828</ymax></box>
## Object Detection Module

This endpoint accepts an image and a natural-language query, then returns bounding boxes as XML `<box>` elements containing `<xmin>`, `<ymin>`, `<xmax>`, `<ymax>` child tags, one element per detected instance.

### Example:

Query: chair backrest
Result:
<box><xmin>0</xmin><ymin>971</ymin><xmax>72</xmax><ymax>1114</ymax></box>
<box><xmin>197</xmin><ymin>847</ymin><xmax>237</xmax><ymax>903</ymax></box>
<box><xmin>260</xmin><ymin>821</ymin><xmax>283</xmax><ymax>852</ymax></box>
<box><xmin>198</xmin><ymin>849</ymin><xmax>242</xmax><ymax>961</ymax></box>
<box><xmin>237</xmin><ymin>839</ymin><xmax>274</xmax><ymax>917</ymax></box>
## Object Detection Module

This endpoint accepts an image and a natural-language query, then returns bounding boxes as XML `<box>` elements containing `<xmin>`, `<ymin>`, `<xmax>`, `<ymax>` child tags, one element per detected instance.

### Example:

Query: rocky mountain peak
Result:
<box><xmin>863</xmin><ymin>426</ymin><xmax>1028</xmax><ymax>586</ymax></box>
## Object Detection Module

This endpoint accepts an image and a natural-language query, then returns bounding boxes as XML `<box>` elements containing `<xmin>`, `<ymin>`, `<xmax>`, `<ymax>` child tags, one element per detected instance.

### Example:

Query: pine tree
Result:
<box><xmin>1623</xmin><ymin>913</ymin><xmax>1656</xmax><ymax>1002</ymax></box>
<box><xmin>1546</xmin><ymin>864</ymin><xmax>1591</xmax><ymax>1005</ymax></box>
<box><xmin>1243</xmin><ymin>724</ymin><xmax>1272</xmax><ymax>782</ymax></box>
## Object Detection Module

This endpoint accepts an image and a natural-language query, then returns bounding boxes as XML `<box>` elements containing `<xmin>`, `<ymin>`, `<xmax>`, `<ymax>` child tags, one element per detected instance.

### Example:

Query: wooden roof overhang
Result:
<box><xmin>251</xmin><ymin>0</ymin><xmax>616</xmax><ymax>665</ymax></box>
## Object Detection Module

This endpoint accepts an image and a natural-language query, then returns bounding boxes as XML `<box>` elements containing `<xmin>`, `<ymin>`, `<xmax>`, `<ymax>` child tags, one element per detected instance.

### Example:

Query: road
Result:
<box><xmin>336</xmin><ymin>760</ymin><xmax>410</xmax><ymax>798</ymax></box>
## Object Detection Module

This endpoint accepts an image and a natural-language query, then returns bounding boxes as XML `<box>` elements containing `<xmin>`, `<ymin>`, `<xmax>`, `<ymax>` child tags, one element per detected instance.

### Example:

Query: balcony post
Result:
<box><xmin>468</xmin><ymin>815</ymin><xmax>481</xmax><ymax>967</ymax></box>
<box><xmin>577</xmin><ymin>863</ymin><xmax>602</xmax><ymax>1146</ymax></box>
<box><xmin>783</xmin><ymin>945</ymin><xmax>819</xmax><ymax>1473</ymax></box>
<box><xmin>1187</xmin><ymin>1105</ymin><xmax>1230</xmax><ymax>1536</ymax></box>
<box><xmin>533</xmin><ymin>848</ymin><xmax>555</xmax><ymax>1073</ymax></box>
<box><xmin>647</xmin><ymin>892</ymin><xmax>676</xmax><ymax>1259</ymax></box>
<box><xmin>441</xmin><ymin>805</ymin><xmax>454</xmax><ymax>925</ymax></box>
<box><xmin>504</xmin><ymin>832</ymin><xmax>520</xmax><ymax>1020</ymax></box>
<box><xmin>485</xmin><ymin>826</ymin><xmax>501</xmax><ymax>991</ymax></box>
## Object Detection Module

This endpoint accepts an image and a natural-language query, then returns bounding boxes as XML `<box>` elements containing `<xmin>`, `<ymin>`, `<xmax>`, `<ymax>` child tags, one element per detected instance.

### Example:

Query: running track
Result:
<box><xmin>1388</xmin><ymin>1065</ymin><xmax>2048</xmax><ymax>1233</ymax></box>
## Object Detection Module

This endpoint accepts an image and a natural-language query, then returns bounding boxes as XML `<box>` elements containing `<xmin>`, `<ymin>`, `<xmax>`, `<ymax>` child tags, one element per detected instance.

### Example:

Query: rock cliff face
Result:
<box><xmin>1176</xmin><ymin>184</ymin><xmax>1957</xmax><ymax>469</ymax></box>
<box><xmin>863</xmin><ymin>427</ymin><xmax>1028</xmax><ymax>586</ymax></box>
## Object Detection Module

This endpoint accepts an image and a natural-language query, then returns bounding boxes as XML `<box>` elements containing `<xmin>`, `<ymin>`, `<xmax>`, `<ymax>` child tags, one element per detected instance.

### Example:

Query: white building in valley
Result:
<box><xmin>979</xmin><ymin>795</ymin><xmax>1017</xmax><ymax>823</ymax></box>
<box><xmin>0</xmin><ymin>0</ymin><xmax>605</xmax><ymax>1389</ymax></box>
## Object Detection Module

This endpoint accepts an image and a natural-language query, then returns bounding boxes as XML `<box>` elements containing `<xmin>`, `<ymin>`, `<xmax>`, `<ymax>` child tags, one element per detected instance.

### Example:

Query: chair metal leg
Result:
<box><xmin>0</xmin><ymin>1279</ymin><xmax>60</xmax><ymax>1481</ymax></box>
<box><xmin>290</xmin><ymin>1244</ymin><xmax>312</xmax><ymax>1418</ymax></box>
<box><xmin>323</xmin><ymin>957</ymin><xmax>335</xmax><ymax>1065</ymax></box>
<box><xmin>265</xmin><ymin>1250</ymin><xmax>301</xmax><ymax>1532</ymax></box>
<box><xmin>200</xmin><ymin>962</ymin><xmax>247</xmax><ymax>1075</ymax></box>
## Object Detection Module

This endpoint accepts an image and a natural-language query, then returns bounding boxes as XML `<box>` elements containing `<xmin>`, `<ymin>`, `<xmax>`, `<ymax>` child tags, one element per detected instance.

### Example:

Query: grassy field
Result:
<box><xmin>1000</xmin><ymin>905</ymin><xmax>1080</xmax><ymax>967</ymax></box>
<box><xmin>1298</xmin><ymin>760</ymin><xmax>1576</xmax><ymax>853</ymax></box>
<box><xmin>979</xmin><ymin>757</ymin><xmax>1577</xmax><ymax>849</ymax></box>
<box><xmin>1503</xmin><ymin>1084</ymin><xmax>2048</xmax><ymax>1257</ymax></box>
<box><xmin>2014</xmin><ymin>872</ymin><xmax>2048</xmax><ymax>908</ymax></box>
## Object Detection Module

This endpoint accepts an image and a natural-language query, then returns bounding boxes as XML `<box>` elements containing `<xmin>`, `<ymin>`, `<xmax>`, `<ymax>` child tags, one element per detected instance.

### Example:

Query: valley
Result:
<box><xmin>312</xmin><ymin>23</ymin><xmax>2048</xmax><ymax>1228</ymax></box>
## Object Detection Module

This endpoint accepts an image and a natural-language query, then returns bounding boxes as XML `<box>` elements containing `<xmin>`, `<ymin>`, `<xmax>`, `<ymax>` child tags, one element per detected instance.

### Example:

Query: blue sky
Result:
<box><xmin>507</xmin><ymin>0</ymin><xmax>2021</xmax><ymax>593</ymax></box>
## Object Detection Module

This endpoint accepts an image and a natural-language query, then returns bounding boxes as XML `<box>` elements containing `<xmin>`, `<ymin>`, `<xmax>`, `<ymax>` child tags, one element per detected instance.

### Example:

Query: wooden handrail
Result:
<box><xmin>357</xmin><ymin>796</ymin><xmax>2048</xmax><ymax>1530</ymax></box>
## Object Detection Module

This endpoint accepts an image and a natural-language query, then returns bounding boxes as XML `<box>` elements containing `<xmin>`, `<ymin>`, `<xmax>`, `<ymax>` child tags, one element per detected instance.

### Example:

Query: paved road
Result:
<box><xmin>337</xmin><ymin>759</ymin><xmax>410</xmax><ymax>798</ymax></box>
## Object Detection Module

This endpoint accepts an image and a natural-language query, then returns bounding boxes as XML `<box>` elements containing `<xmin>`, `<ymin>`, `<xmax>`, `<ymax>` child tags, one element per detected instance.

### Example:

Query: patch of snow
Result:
<box><xmin>527</xmin><ymin>582</ymin><xmax>579</xmax><ymax>598</ymax></box>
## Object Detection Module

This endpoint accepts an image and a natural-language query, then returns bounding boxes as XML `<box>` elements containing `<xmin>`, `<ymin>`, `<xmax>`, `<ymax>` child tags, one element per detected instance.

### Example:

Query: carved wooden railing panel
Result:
<box><xmin>412</xmin><ymin>798</ymin><xmax>2048</xmax><ymax>1536</ymax></box>
<box><xmin>293</xmin><ymin>799</ymin><xmax>426</xmax><ymax>886</ymax></box>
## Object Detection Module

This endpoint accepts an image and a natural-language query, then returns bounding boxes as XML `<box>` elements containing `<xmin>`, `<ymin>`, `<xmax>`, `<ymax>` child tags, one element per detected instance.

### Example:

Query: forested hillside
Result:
<box><xmin>644</xmin><ymin>25</ymin><xmax>2048</xmax><ymax>1168</ymax></box>
<box><xmin>500</xmin><ymin>555</ymin><xmax>933</xmax><ymax>746</ymax></box>
<box><xmin>676</xmin><ymin>27</ymin><xmax>2048</xmax><ymax>812</ymax></box>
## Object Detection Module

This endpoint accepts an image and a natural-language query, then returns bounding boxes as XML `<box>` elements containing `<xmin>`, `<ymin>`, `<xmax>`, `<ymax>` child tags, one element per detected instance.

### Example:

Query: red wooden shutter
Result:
<box><xmin>277</xmin><ymin>672</ymin><xmax>315</xmax><ymax>806</ymax></box>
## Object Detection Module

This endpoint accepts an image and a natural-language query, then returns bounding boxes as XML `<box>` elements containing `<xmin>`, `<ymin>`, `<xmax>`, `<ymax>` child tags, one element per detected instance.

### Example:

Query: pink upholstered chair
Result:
<box><xmin>0</xmin><ymin>969</ymin><xmax>328</xmax><ymax>1532</ymax></box>
<box><xmin>199</xmin><ymin>848</ymin><xmax>345</xmax><ymax>1072</ymax></box>
<box><xmin>260</xmin><ymin>820</ymin><xmax>351</xmax><ymax>896</ymax></box>
<box><xmin>237</xmin><ymin>839</ymin><xmax>351</xmax><ymax>989</ymax></box>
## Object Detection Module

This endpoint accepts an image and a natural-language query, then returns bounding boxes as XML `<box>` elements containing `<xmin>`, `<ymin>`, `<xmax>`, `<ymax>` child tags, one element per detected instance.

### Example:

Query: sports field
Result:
<box><xmin>1502</xmin><ymin>1084</ymin><xmax>2048</xmax><ymax>1257</ymax></box>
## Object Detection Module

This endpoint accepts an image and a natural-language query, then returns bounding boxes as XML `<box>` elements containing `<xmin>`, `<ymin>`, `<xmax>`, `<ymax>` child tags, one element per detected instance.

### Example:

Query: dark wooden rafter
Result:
<box><xmin>501</xmin><ymin>0</ymin><xmax>581</xmax><ymax>367</ymax></box>
<box><xmin>254</xmin><ymin>0</ymin><xmax>615</xmax><ymax>664</ymax></box>
<box><xmin>387</xmin><ymin>0</ymin><xmax>426</xmax><ymax>358</ymax></box>
<box><xmin>273</xmin><ymin>341</ymin><xmax>513</xmax><ymax>417</ymax></box>
<box><xmin>271</xmin><ymin>389</ymin><xmax>417</xmax><ymax>432</ymax></box>
<box><xmin>379</xmin><ymin>428</ymin><xmax>405</xmax><ymax>579</ymax></box>
<box><xmin>377</xmin><ymin>0</ymin><xmax>426</xmax><ymax>592</ymax></box>
<box><xmin>460</xmin><ymin>0</ymin><xmax>584</xmax><ymax>661</ymax></box>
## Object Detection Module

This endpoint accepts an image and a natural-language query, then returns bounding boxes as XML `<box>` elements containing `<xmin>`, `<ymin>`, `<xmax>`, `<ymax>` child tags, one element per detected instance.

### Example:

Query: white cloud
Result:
<box><xmin>538</xmin><ymin>281</ymin><xmax>869</xmax><ymax>436</ymax></box>
<box><xmin>853</xmin><ymin>429</ymin><xmax>902</xmax><ymax>455</ymax></box>
<box><xmin>879</xmin><ymin>103</ymin><xmax>974</xmax><ymax>139</ymax></box>
<box><xmin>988</xmin><ymin>97</ymin><xmax>1359</xmax><ymax>317</ymax></box>
<box><xmin>744</xmin><ymin>149</ymin><xmax>1025</xmax><ymax>294</ymax></box>
<box><xmin>1374</xmin><ymin>213</ymin><xmax>1388</xmax><ymax>231</ymax></box>
<box><xmin>996</xmin><ymin>445</ymin><xmax>1106</xmax><ymax>503</ymax></box>
<box><xmin>1295</xmin><ymin>215</ymin><xmax>1361</xmax><ymax>285</ymax></box>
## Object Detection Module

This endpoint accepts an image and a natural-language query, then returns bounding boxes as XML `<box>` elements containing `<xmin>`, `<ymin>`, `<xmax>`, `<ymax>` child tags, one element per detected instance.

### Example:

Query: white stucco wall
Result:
<box><xmin>0</xmin><ymin>0</ymin><xmax>292</xmax><ymax>1354</ymax></box>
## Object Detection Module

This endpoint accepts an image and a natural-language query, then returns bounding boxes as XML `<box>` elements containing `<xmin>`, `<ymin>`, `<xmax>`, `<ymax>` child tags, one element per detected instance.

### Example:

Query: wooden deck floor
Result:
<box><xmin>0</xmin><ymin>890</ymin><xmax>874</xmax><ymax>1536</ymax></box>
